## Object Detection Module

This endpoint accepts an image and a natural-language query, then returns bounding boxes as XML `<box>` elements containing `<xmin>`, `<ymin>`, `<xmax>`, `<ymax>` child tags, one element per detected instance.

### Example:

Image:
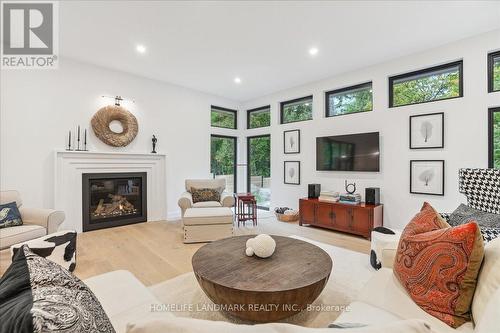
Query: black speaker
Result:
<box><xmin>365</xmin><ymin>187</ymin><xmax>380</xmax><ymax>205</ymax></box>
<box><xmin>308</xmin><ymin>184</ymin><xmax>321</xmax><ymax>199</ymax></box>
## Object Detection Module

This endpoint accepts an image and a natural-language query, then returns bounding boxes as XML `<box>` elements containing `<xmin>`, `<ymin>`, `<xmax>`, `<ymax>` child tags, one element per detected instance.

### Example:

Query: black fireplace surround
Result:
<box><xmin>82</xmin><ymin>172</ymin><xmax>147</xmax><ymax>232</ymax></box>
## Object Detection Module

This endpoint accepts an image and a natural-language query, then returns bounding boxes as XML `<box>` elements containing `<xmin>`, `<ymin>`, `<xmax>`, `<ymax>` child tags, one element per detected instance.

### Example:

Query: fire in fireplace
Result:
<box><xmin>82</xmin><ymin>172</ymin><xmax>147</xmax><ymax>232</ymax></box>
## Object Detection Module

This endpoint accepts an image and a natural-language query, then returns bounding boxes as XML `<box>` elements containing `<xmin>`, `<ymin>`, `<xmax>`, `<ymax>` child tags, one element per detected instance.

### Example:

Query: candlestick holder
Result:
<box><xmin>66</xmin><ymin>130</ymin><xmax>73</xmax><ymax>151</ymax></box>
<box><xmin>75</xmin><ymin>125</ymin><xmax>82</xmax><ymax>151</ymax></box>
<box><xmin>83</xmin><ymin>128</ymin><xmax>88</xmax><ymax>151</ymax></box>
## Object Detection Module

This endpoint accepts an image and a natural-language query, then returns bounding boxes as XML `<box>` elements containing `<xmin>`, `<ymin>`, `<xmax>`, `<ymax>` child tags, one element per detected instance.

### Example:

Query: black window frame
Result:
<box><xmin>280</xmin><ymin>95</ymin><xmax>313</xmax><ymax>124</ymax></box>
<box><xmin>325</xmin><ymin>82</ymin><xmax>373</xmax><ymax>118</ymax></box>
<box><xmin>211</xmin><ymin>105</ymin><xmax>238</xmax><ymax>129</ymax></box>
<box><xmin>388</xmin><ymin>60</ymin><xmax>463</xmax><ymax>108</ymax></box>
<box><xmin>247</xmin><ymin>105</ymin><xmax>271</xmax><ymax>129</ymax></box>
<box><xmin>488</xmin><ymin>51</ymin><xmax>500</xmax><ymax>93</ymax></box>
<box><xmin>488</xmin><ymin>107</ymin><xmax>500</xmax><ymax>169</ymax></box>
<box><xmin>210</xmin><ymin>134</ymin><xmax>238</xmax><ymax>193</ymax></box>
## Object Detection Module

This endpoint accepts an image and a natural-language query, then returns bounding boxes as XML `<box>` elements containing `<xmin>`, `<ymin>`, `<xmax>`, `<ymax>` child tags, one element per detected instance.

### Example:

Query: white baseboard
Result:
<box><xmin>167</xmin><ymin>210</ymin><xmax>181</xmax><ymax>221</ymax></box>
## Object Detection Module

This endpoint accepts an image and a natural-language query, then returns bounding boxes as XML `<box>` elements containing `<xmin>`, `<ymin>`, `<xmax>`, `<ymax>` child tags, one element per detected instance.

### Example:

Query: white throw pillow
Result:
<box><xmin>472</xmin><ymin>237</ymin><xmax>500</xmax><ymax>325</ymax></box>
<box><xmin>126</xmin><ymin>316</ymin><xmax>433</xmax><ymax>333</ymax></box>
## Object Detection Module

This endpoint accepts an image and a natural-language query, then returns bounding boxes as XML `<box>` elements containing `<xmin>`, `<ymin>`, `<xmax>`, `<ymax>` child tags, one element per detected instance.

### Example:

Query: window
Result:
<box><xmin>325</xmin><ymin>82</ymin><xmax>372</xmax><ymax>117</ymax></box>
<box><xmin>488</xmin><ymin>51</ymin><xmax>500</xmax><ymax>93</ymax></box>
<box><xmin>247</xmin><ymin>135</ymin><xmax>271</xmax><ymax>210</ymax></box>
<box><xmin>210</xmin><ymin>135</ymin><xmax>237</xmax><ymax>193</ymax></box>
<box><xmin>489</xmin><ymin>107</ymin><xmax>500</xmax><ymax>169</ymax></box>
<box><xmin>211</xmin><ymin>106</ymin><xmax>237</xmax><ymax>129</ymax></box>
<box><xmin>247</xmin><ymin>106</ymin><xmax>271</xmax><ymax>129</ymax></box>
<box><xmin>280</xmin><ymin>96</ymin><xmax>313</xmax><ymax>124</ymax></box>
<box><xmin>389</xmin><ymin>61</ymin><xmax>463</xmax><ymax>108</ymax></box>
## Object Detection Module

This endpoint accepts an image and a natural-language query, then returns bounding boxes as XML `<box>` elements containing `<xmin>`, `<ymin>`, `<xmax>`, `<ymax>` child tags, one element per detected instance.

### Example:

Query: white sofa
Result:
<box><xmin>177</xmin><ymin>179</ymin><xmax>235</xmax><ymax>217</ymax></box>
<box><xmin>334</xmin><ymin>236</ymin><xmax>500</xmax><ymax>333</ymax></box>
<box><xmin>0</xmin><ymin>190</ymin><xmax>65</xmax><ymax>250</ymax></box>
<box><xmin>85</xmin><ymin>237</ymin><xmax>500</xmax><ymax>333</ymax></box>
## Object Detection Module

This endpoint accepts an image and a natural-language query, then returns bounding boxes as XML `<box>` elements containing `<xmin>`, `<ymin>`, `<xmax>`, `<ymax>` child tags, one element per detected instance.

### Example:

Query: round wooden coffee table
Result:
<box><xmin>192</xmin><ymin>235</ymin><xmax>332</xmax><ymax>322</ymax></box>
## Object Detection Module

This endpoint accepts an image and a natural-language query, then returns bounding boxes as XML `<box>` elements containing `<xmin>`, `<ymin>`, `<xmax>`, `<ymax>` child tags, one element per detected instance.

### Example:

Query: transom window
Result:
<box><xmin>247</xmin><ymin>106</ymin><xmax>271</xmax><ymax>129</ymax></box>
<box><xmin>211</xmin><ymin>106</ymin><xmax>237</xmax><ymax>129</ymax></box>
<box><xmin>325</xmin><ymin>82</ymin><xmax>372</xmax><ymax>117</ymax></box>
<box><xmin>389</xmin><ymin>61</ymin><xmax>463</xmax><ymax>108</ymax></box>
<box><xmin>488</xmin><ymin>51</ymin><xmax>500</xmax><ymax>93</ymax></box>
<box><xmin>280</xmin><ymin>96</ymin><xmax>313</xmax><ymax>124</ymax></box>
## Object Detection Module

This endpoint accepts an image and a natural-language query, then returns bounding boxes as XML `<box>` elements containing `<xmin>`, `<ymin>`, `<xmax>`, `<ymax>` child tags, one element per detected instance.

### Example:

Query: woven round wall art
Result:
<box><xmin>91</xmin><ymin>105</ymin><xmax>138</xmax><ymax>147</ymax></box>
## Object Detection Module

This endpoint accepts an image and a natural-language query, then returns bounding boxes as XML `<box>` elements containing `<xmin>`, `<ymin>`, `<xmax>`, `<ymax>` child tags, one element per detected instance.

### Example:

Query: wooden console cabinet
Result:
<box><xmin>299</xmin><ymin>198</ymin><xmax>383</xmax><ymax>240</ymax></box>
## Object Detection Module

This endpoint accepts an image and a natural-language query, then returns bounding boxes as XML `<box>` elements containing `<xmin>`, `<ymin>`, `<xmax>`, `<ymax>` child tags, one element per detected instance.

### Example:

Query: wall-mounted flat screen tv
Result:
<box><xmin>316</xmin><ymin>132</ymin><xmax>380</xmax><ymax>172</ymax></box>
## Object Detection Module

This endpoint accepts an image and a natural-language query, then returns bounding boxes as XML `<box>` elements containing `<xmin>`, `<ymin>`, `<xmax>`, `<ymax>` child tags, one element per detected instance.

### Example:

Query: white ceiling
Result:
<box><xmin>60</xmin><ymin>1</ymin><xmax>500</xmax><ymax>102</ymax></box>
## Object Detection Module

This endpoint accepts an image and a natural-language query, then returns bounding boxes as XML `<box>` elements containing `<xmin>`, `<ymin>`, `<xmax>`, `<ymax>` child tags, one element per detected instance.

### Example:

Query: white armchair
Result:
<box><xmin>0</xmin><ymin>190</ymin><xmax>65</xmax><ymax>250</ymax></box>
<box><xmin>178</xmin><ymin>179</ymin><xmax>235</xmax><ymax>217</ymax></box>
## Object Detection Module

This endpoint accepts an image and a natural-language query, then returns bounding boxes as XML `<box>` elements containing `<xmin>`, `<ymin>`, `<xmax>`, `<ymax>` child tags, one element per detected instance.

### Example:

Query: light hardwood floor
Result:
<box><xmin>0</xmin><ymin>214</ymin><xmax>370</xmax><ymax>286</ymax></box>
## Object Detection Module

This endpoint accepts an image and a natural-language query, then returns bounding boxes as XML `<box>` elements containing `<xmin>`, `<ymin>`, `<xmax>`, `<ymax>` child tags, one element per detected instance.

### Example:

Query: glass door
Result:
<box><xmin>247</xmin><ymin>135</ymin><xmax>271</xmax><ymax>210</ymax></box>
<box><xmin>210</xmin><ymin>135</ymin><xmax>237</xmax><ymax>193</ymax></box>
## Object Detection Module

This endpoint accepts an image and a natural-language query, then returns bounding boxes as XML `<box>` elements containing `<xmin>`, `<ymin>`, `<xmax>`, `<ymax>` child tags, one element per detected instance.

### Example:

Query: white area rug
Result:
<box><xmin>149</xmin><ymin>236</ymin><xmax>374</xmax><ymax>328</ymax></box>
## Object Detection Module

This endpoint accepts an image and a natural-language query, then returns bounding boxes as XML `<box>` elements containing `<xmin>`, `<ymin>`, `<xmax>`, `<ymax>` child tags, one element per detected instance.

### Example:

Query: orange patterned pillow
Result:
<box><xmin>394</xmin><ymin>202</ymin><xmax>484</xmax><ymax>328</ymax></box>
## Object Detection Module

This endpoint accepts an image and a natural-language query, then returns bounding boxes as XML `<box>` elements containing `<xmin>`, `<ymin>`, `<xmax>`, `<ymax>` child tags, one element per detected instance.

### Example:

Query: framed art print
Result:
<box><xmin>409</xmin><ymin>112</ymin><xmax>444</xmax><ymax>149</ymax></box>
<box><xmin>284</xmin><ymin>130</ymin><xmax>300</xmax><ymax>154</ymax></box>
<box><xmin>284</xmin><ymin>161</ymin><xmax>300</xmax><ymax>185</ymax></box>
<box><xmin>410</xmin><ymin>160</ymin><xmax>445</xmax><ymax>196</ymax></box>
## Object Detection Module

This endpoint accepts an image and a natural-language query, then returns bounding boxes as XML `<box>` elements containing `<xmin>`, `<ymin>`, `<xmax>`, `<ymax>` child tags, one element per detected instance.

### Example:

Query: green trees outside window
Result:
<box><xmin>248</xmin><ymin>106</ymin><xmax>271</xmax><ymax>129</ymax></box>
<box><xmin>247</xmin><ymin>135</ymin><xmax>271</xmax><ymax>209</ymax></box>
<box><xmin>489</xmin><ymin>52</ymin><xmax>500</xmax><ymax>93</ymax></box>
<box><xmin>211</xmin><ymin>106</ymin><xmax>237</xmax><ymax>129</ymax></box>
<box><xmin>495</xmin><ymin>58</ymin><xmax>500</xmax><ymax>91</ymax></box>
<box><xmin>210</xmin><ymin>135</ymin><xmax>237</xmax><ymax>193</ymax></box>
<box><xmin>326</xmin><ymin>82</ymin><xmax>372</xmax><ymax>117</ymax></box>
<box><xmin>280</xmin><ymin>96</ymin><xmax>313</xmax><ymax>124</ymax></box>
<box><xmin>494</xmin><ymin>112</ymin><xmax>500</xmax><ymax>168</ymax></box>
<box><xmin>490</xmin><ymin>108</ymin><xmax>500</xmax><ymax>169</ymax></box>
<box><xmin>390</xmin><ymin>61</ymin><xmax>462</xmax><ymax>107</ymax></box>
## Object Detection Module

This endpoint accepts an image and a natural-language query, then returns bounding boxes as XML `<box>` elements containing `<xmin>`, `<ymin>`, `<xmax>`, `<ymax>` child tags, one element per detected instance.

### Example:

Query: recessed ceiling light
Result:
<box><xmin>309</xmin><ymin>47</ymin><xmax>319</xmax><ymax>56</ymax></box>
<box><xmin>136</xmin><ymin>44</ymin><xmax>146</xmax><ymax>54</ymax></box>
<box><xmin>234</xmin><ymin>77</ymin><xmax>241</xmax><ymax>84</ymax></box>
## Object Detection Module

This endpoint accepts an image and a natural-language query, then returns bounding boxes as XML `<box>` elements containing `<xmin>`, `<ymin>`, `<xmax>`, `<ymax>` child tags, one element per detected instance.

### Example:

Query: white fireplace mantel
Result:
<box><xmin>54</xmin><ymin>150</ymin><xmax>167</xmax><ymax>232</ymax></box>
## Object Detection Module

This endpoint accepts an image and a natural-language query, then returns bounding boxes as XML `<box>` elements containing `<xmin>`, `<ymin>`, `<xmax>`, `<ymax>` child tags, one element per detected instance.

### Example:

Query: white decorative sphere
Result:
<box><xmin>246</xmin><ymin>238</ymin><xmax>255</xmax><ymax>249</ymax></box>
<box><xmin>245</xmin><ymin>247</ymin><xmax>254</xmax><ymax>257</ymax></box>
<box><xmin>251</xmin><ymin>234</ymin><xmax>276</xmax><ymax>258</ymax></box>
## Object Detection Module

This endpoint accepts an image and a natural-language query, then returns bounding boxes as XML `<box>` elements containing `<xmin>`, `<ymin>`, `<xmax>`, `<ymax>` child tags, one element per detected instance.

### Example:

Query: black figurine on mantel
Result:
<box><xmin>151</xmin><ymin>135</ymin><xmax>157</xmax><ymax>154</ymax></box>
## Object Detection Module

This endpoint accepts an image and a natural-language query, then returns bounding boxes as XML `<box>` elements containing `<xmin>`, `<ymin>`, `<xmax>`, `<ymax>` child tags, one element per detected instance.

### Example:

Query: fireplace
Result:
<box><xmin>82</xmin><ymin>172</ymin><xmax>147</xmax><ymax>232</ymax></box>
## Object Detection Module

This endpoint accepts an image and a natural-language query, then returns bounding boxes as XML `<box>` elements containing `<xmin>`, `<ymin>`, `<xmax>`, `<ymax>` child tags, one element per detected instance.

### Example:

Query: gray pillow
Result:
<box><xmin>449</xmin><ymin>204</ymin><xmax>500</xmax><ymax>228</ymax></box>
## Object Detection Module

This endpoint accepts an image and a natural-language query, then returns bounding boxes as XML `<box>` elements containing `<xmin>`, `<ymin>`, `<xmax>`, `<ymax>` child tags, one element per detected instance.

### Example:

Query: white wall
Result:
<box><xmin>0</xmin><ymin>58</ymin><xmax>239</xmax><ymax>219</ymax></box>
<box><xmin>241</xmin><ymin>30</ymin><xmax>500</xmax><ymax>229</ymax></box>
